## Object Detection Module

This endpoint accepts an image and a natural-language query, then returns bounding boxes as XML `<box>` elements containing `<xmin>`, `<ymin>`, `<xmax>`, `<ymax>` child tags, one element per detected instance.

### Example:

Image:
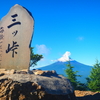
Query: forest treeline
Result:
<box><xmin>65</xmin><ymin>60</ymin><xmax>100</xmax><ymax>92</ymax></box>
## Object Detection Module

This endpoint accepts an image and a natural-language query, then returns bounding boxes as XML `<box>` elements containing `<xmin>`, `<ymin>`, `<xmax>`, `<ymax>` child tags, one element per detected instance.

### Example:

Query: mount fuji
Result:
<box><xmin>36</xmin><ymin>52</ymin><xmax>93</xmax><ymax>83</ymax></box>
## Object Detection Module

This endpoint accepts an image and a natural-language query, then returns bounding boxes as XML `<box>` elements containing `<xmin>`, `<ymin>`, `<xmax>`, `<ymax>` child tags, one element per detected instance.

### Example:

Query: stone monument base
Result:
<box><xmin>0</xmin><ymin>69</ymin><xmax>77</xmax><ymax>100</ymax></box>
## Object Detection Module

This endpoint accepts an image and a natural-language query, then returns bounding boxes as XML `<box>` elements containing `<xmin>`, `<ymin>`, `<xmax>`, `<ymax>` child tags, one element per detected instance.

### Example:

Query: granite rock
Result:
<box><xmin>0</xmin><ymin>73</ymin><xmax>77</xmax><ymax>100</ymax></box>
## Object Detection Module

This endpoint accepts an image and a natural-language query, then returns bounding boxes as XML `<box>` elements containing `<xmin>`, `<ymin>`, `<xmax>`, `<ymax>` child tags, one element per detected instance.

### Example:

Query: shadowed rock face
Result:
<box><xmin>0</xmin><ymin>78</ymin><xmax>46</xmax><ymax>100</ymax></box>
<box><xmin>0</xmin><ymin>4</ymin><xmax>34</xmax><ymax>70</ymax></box>
<box><xmin>0</xmin><ymin>70</ymin><xmax>77</xmax><ymax>100</ymax></box>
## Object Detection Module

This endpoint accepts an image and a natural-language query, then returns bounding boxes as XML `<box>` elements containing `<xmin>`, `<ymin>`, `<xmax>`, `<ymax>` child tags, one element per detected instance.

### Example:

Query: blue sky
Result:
<box><xmin>0</xmin><ymin>0</ymin><xmax>100</xmax><ymax>67</ymax></box>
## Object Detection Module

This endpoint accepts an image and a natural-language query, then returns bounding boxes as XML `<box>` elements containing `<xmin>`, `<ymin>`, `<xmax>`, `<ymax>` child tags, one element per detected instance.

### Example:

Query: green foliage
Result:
<box><xmin>65</xmin><ymin>61</ymin><xmax>78</xmax><ymax>88</ymax></box>
<box><xmin>86</xmin><ymin>60</ymin><xmax>100</xmax><ymax>92</ymax></box>
<box><xmin>30</xmin><ymin>47</ymin><xmax>43</xmax><ymax>67</ymax></box>
<box><xmin>65</xmin><ymin>61</ymin><xmax>87</xmax><ymax>90</ymax></box>
<box><xmin>76</xmin><ymin>82</ymin><xmax>88</xmax><ymax>91</ymax></box>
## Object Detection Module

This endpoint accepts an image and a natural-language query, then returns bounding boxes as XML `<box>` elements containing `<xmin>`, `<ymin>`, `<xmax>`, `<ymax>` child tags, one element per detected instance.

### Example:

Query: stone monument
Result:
<box><xmin>0</xmin><ymin>4</ymin><xmax>34</xmax><ymax>70</ymax></box>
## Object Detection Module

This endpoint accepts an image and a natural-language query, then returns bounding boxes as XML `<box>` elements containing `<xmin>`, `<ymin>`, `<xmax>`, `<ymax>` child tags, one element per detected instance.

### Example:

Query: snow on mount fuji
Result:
<box><xmin>37</xmin><ymin>51</ymin><xmax>92</xmax><ymax>83</ymax></box>
<box><xmin>58</xmin><ymin>51</ymin><xmax>72</xmax><ymax>62</ymax></box>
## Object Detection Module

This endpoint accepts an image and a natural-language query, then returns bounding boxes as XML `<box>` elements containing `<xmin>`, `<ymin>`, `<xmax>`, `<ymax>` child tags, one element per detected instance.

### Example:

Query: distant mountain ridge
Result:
<box><xmin>35</xmin><ymin>51</ymin><xmax>93</xmax><ymax>83</ymax></box>
<box><xmin>37</xmin><ymin>60</ymin><xmax>92</xmax><ymax>83</ymax></box>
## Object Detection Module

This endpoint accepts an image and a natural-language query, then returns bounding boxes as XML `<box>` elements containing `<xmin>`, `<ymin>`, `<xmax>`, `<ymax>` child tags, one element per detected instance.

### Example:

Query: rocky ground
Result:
<box><xmin>75</xmin><ymin>90</ymin><xmax>100</xmax><ymax>100</ymax></box>
<box><xmin>1</xmin><ymin>69</ymin><xmax>100</xmax><ymax>100</ymax></box>
<box><xmin>0</xmin><ymin>69</ymin><xmax>76</xmax><ymax>100</ymax></box>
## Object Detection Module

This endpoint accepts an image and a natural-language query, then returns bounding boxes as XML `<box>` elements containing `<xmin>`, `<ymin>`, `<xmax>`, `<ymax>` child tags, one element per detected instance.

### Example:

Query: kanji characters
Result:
<box><xmin>7</xmin><ymin>14</ymin><xmax>21</xmax><ymax>28</ymax></box>
<box><xmin>6</xmin><ymin>41</ymin><xmax>19</xmax><ymax>57</ymax></box>
<box><xmin>0</xmin><ymin>27</ymin><xmax>4</xmax><ymax>33</ymax></box>
<box><xmin>6</xmin><ymin>13</ymin><xmax>21</xmax><ymax>58</ymax></box>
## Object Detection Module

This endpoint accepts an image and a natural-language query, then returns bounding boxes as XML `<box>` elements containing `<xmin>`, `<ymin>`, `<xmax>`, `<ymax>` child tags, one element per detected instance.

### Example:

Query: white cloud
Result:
<box><xmin>36</xmin><ymin>44</ymin><xmax>49</xmax><ymax>55</ymax></box>
<box><xmin>58</xmin><ymin>51</ymin><xmax>73</xmax><ymax>62</ymax></box>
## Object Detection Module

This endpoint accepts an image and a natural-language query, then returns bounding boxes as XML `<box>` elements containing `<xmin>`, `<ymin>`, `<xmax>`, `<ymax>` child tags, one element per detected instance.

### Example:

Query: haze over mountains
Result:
<box><xmin>36</xmin><ymin>52</ymin><xmax>93</xmax><ymax>83</ymax></box>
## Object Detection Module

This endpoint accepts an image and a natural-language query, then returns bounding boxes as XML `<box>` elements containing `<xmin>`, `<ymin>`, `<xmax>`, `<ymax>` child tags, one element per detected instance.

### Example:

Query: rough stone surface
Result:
<box><xmin>31</xmin><ymin>70</ymin><xmax>58</xmax><ymax>76</ymax></box>
<box><xmin>0</xmin><ymin>4</ymin><xmax>34</xmax><ymax>70</ymax></box>
<box><xmin>0</xmin><ymin>72</ymin><xmax>77</xmax><ymax>100</ymax></box>
<box><xmin>1</xmin><ymin>74</ymin><xmax>73</xmax><ymax>95</ymax></box>
<box><xmin>75</xmin><ymin>90</ymin><xmax>100</xmax><ymax>100</ymax></box>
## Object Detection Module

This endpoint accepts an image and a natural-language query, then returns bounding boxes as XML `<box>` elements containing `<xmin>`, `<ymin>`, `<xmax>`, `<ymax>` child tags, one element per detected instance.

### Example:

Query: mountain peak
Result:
<box><xmin>58</xmin><ymin>51</ymin><xmax>73</xmax><ymax>62</ymax></box>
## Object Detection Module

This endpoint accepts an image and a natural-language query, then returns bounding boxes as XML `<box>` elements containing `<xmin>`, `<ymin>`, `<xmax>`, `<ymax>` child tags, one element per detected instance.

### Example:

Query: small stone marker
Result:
<box><xmin>0</xmin><ymin>4</ymin><xmax>34</xmax><ymax>70</ymax></box>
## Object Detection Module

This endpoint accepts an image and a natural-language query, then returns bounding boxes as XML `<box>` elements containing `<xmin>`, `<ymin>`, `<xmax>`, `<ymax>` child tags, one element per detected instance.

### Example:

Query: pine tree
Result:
<box><xmin>65</xmin><ymin>61</ymin><xmax>81</xmax><ymax>89</ymax></box>
<box><xmin>87</xmin><ymin>60</ymin><xmax>100</xmax><ymax>92</ymax></box>
<box><xmin>30</xmin><ymin>47</ymin><xmax>43</xmax><ymax>67</ymax></box>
